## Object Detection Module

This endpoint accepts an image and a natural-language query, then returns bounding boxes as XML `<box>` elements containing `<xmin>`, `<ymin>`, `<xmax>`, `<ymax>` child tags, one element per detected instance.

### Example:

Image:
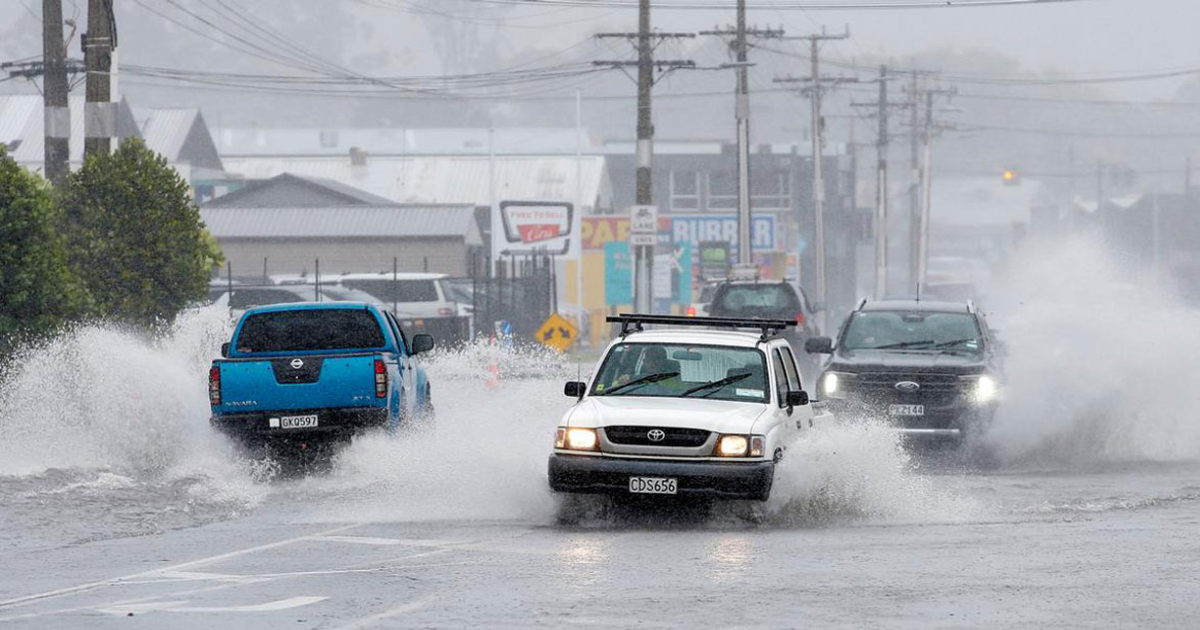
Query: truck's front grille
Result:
<box><xmin>603</xmin><ymin>426</ymin><xmax>711</xmax><ymax>448</ymax></box>
<box><xmin>848</xmin><ymin>373</ymin><xmax>964</xmax><ymax>407</ymax></box>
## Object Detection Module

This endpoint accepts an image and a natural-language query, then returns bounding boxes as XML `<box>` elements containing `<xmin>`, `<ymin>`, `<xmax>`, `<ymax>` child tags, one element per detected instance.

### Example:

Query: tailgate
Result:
<box><xmin>216</xmin><ymin>354</ymin><xmax>383</xmax><ymax>413</ymax></box>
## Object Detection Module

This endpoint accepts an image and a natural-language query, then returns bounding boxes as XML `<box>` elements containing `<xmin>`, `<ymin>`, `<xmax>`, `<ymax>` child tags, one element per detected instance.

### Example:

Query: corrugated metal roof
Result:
<box><xmin>0</xmin><ymin>95</ymin><xmax>140</xmax><ymax>166</ymax></box>
<box><xmin>220</xmin><ymin>155</ymin><xmax>611</xmax><ymax>211</ymax></box>
<box><xmin>214</xmin><ymin>127</ymin><xmax>595</xmax><ymax>157</ymax></box>
<box><xmin>132</xmin><ymin>107</ymin><xmax>197</xmax><ymax>161</ymax></box>
<box><xmin>200</xmin><ymin>205</ymin><xmax>481</xmax><ymax>243</ymax></box>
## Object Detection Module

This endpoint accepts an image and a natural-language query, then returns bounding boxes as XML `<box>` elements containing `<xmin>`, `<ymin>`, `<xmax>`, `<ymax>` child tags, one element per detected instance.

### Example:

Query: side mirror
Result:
<box><xmin>701</xmin><ymin>304</ymin><xmax>711</xmax><ymax>314</ymax></box>
<box><xmin>786</xmin><ymin>390</ymin><xmax>809</xmax><ymax>408</ymax></box>
<box><xmin>811</xmin><ymin>302</ymin><xmax>826</xmax><ymax>313</ymax></box>
<box><xmin>411</xmin><ymin>334</ymin><xmax>435</xmax><ymax>356</ymax></box>
<box><xmin>563</xmin><ymin>381</ymin><xmax>586</xmax><ymax>399</ymax></box>
<box><xmin>220</xmin><ymin>342</ymin><xmax>231</xmax><ymax>358</ymax></box>
<box><xmin>804</xmin><ymin>336</ymin><xmax>834</xmax><ymax>354</ymax></box>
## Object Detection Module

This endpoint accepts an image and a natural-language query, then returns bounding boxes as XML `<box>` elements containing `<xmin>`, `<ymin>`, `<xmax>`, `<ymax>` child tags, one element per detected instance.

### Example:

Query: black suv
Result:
<box><xmin>804</xmin><ymin>299</ymin><xmax>1001</xmax><ymax>444</ymax></box>
<box><xmin>706</xmin><ymin>280</ymin><xmax>822</xmax><ymax>382</ymax></box>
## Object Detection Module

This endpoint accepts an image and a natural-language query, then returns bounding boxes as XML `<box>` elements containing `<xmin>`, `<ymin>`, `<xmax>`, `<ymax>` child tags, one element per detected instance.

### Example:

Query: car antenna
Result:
<box><xmin>916</xmin><ymin>282</ymin><xmax>922</xmax><ymax>303</ymax></box>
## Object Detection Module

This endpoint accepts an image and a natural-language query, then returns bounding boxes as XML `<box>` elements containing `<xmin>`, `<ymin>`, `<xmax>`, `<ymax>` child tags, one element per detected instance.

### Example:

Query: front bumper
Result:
<box><xmin>211</xmin><ymin>406</ymin><xmax>389</xmax><ymax>442</ymax></box>
<box><xmin>548</xmin><ymin>454</ymin><xmax>775</xmax><ymax>501</ymax></box>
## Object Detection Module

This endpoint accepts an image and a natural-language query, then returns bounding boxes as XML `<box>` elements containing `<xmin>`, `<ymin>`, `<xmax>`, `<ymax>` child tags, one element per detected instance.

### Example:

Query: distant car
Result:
<box><xmin>209</xmin><ymin>302</ymin><xmax>435</xmax><ymax>459</ymax></box>
<box><xmin>549</xmin><ymin>314</ymin><xmax>828</xmax><ymax>503</ymax></box>
<box><xmin>705</xmin><ymin>279</ymin><xmax>823</xmax><ymax>383</ymax></box>
<box><xmin>685</xmin><ymin>281</ymin><xmax>720</xmax><ymax>317</ymax></box>
<box><xmin>335</xmin><ymin>272</ymin><xmax>457</xmax><ymax>319</ymax></box>
<box><xmin>805</xmin><ymin>298</ymin><xmax>1002</xmax><ymax>445</ymax></box>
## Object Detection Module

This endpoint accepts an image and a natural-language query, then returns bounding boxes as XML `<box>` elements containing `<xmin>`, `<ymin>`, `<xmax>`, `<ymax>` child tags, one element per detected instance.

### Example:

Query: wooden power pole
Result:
<box><xmin>42</xmin><ymin>0</ymin><xmax>70</xmax><ymax>184</ymax></box>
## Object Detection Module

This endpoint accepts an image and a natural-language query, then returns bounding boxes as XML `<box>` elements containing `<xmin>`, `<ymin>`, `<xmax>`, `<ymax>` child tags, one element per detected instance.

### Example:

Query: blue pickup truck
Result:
<box><xmin>209</xmin><ymin>302</ymin><xmax>435</xmax><ymax>455</ymax></box>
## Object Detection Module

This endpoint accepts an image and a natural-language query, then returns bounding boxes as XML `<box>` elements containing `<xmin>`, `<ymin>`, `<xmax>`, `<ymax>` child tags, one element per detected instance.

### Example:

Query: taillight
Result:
<box><xmin>208</xmin><ymin>366</ymin><xmax>221</xmax><ymax>405</ymax></box>
<box><xmin>374</xmin><ymin>359</ymin><xmax>387</xmax><ymax>398</ymax></box>
<box><xmin>795</xmin><ymin>311</ymin><xmax>805</xmax><ymax>327</ymax></box>
<box><xmin>438</xmin><ymin>307</ymin><xmax>454</xmax><ymax>317</ymax></box>
<box><xmin>686</xmin><ymin>305</ymin><xmax>697</xmax><ymax>317</ymax></box>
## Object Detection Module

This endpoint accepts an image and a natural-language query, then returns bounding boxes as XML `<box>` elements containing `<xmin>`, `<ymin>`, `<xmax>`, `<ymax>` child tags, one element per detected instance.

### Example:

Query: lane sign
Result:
<box><xmin>535</xmin><ymin>313</ymin><xmax>579</xmax><ymax>352</ymax></box>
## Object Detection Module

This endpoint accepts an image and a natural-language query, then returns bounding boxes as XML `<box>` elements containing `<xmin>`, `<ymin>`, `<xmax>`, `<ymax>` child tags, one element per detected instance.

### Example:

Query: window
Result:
<box><xmin>772</xmin><ymin>349</ymin><xmax>789</xmax><ymax>407</ymax></box>
<box><xmin>780</xmin><ymin>346</ymin><xmax>802</xmax><ymax>391</ymax></box>
<box><xmin>669</xmin><ymin>171</ymin><xmax>700</xmax><ymax>210</ymax></box>
<box><xmin>385</xmin><ymin>311</ymin><xmax>409</xmax><ymax>355</ymax></box>
<box><xmin>706</xmin><ymin>172</ymin><xmax>738</xmax><ymax>210</ymax></box>
<box><xmin>751</xmin><ymin>171</ymin><xmax>791</xmax><ymax>211</ymax></box>
<box><xmin>342</xmin><ymin>279</ymin><xmax>439</xmax><ymax>303</ymax></box>
<box><xmin>236</xmin><ymin>309</ymin><xmax>385</xmax><ymax>353</ymax></box>
<box><xmin>590</xmin><ymin>343</ymin><xmax>768</xmax><ymax>403</ymax></box>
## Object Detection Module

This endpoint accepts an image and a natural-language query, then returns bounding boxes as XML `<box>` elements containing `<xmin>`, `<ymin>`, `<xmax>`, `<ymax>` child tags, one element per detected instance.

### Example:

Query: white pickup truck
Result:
<box><xmin>548</xmin><ymin>314</ymin><xmax>828</xmax><ymax>502</ymax></box>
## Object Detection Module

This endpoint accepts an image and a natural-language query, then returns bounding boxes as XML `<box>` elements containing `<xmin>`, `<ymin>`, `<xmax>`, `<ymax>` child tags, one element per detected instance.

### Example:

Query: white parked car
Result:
<box><xmin>548</xmin><ymin>314</ymin><xmax>827</xmax><ymax>502</ymax></box>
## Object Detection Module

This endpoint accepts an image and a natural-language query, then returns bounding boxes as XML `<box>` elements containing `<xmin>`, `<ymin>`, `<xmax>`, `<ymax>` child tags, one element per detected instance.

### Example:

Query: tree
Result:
<box><xmin>60</xmin><ymin>139</ymin><xmax>213</xmax><ymax>327</ymax></box>
<box><xmin>0</xmin><ymin>146</ymin><xmax>91</xmax><ymax>348</ymax></box>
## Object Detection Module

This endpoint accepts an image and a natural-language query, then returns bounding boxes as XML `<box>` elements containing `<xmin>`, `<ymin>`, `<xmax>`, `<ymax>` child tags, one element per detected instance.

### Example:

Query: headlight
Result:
<box><xmin>556</xmin><ymin>427</ymin><xmax>598</xmax><ymax>451</ymax></box>
<box><xmin>963</xmin><ymin>374</ymin><xmax>999</xmax><ymax>404</ymax></box>
<box><xmin>716</xmin><ymin>435</ymin><xmax>766</xmax><ymax>458</ymax></box>
<box><xmin>822</xmin><ymin>372</ymin><xmax>852</xmax><ymax>398</ymax></box>
<box><xmin>717</xmin><ymin>435</ymin><xmax>748</xmax><ymax>457</ymax></box>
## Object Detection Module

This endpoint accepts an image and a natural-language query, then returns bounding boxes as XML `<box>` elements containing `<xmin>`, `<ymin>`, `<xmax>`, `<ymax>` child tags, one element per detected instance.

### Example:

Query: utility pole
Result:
<box><xmin>774</xmin><ymin>26</ymin><xmax>852</xmax><ymax>332</ymax></box>
<box><xmin>873</xmin><ymin>65</ymin><xmax>890</xmax><ymax>299</ymax></box>
<box><xmin>911</xmin><ymin>84</ymin><xmax>955</xmax><ymax>294</ymax></box>
<box><xmin>84</xmin><ymin>0</ymin><xmax>117</xmax><ymax>158</ymax></box>
<box><xmin>907</xmin><ymin>71</ymin><xmax>921</xmax><ymax>290</ymax></box>
<box><xmin>700</xmin><ymin>6</ymin><xmax>783</xmax><ymax>268</ymax></box>
<box><xmin>42</xmin><ymin>0</ymin><xmax>70</xmax><ymax>184</ymax></box>
<box><xmin>595</xmin><ymin>2</ymin><xmax>694</xmax><ymax>313</ymax></box>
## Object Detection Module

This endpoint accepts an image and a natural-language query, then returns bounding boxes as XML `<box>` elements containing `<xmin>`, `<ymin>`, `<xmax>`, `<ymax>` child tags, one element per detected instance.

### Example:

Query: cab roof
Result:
<box><xmin>615</xmin><ymin>328</ymin><xmax>771</xmax><ymax>349</ymax></box>
<box><xmin>241</xmin><ymin>301</ymin><xmax>379</xmax><ymax>316</ymax></box>
<box><xmin>860</xmin><ymin>299</ymin><xmax>971</xmax><ymax>313</ymax></box>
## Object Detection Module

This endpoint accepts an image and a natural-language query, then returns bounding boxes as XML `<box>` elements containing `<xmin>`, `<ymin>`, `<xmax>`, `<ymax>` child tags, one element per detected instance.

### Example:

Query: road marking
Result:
<box><xmin>122</xmin><ymin>570</ymin><xmax>269</xmax><ymax>585</ymax></box>
<box><xmin>328</xmin><ymin>595</ymin><xmax>437</xmax><ymax>630</ymax></box>
<box><xmin>0</xmin><ymin>524</ymin><xmax>359</xmax><ymax>610</ymax></box>
<box><xmin>98</xmin><ymin>596</ymin><xmax>327</xmax><ymax>615</ymax></box>
<box><xmin>314</xmin><ymin>535</ymin><xmax>403</xmax><ymax>546</ymax></box>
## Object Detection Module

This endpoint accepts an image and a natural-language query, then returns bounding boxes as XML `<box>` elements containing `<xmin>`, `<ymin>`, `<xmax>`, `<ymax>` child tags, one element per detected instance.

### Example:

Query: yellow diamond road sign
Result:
<box><xmin>535</xmin><ymin>313</ymin><xmax>579</xmax><ymax>352</ymax></box>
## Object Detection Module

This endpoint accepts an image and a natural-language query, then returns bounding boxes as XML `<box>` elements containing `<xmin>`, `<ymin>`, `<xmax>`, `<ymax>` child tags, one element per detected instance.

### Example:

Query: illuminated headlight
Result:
<box><xmin>716</xmin><ymin>434</ymin><xmax>765</xmax><ymax>458</ymax></box>
<box><xmin>822</xmin><ymin>372</ymin><xmax>852</xmax><ymax>399</ymax></box>
<box><xmin>556</xmin><ymin>427</ymin><xmax>598</xmax><ymax>451</ymax></box>
<box><xmin>962</xmin><ymin>374</ymin><xmax>999</xmax><ymax>404</ymax></box>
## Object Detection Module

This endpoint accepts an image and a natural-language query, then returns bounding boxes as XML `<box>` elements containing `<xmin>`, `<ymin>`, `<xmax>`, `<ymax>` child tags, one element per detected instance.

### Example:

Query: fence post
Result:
<box><xmin>315</xmin><ymin>258</ymin><xmax>321</xmax><ymax>301</ymax></box>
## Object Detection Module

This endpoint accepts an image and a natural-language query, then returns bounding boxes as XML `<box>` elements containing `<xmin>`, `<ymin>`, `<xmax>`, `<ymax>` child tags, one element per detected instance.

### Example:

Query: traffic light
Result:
<box><xmin>1002</xmin><ymin>168</ymin><xmax>1020</xmax><ymax>186</ymax></box>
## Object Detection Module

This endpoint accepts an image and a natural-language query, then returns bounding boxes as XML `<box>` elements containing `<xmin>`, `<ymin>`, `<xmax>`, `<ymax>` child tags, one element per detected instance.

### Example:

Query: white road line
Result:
<box><xmin>97</xmin><ymin>596</ymin><xmax>328</xmax><ymax>615</ymax></box>
<box><xmin>313</xmin><ymin>535</ymin><xmax>403</xmax><ymax>546</ymax></box>
<box><xmin>0</xmin><ymin>523</ymin><xmax>360</xmax><ymax>610</ymax></box>
<box><xmin>327</xmin><ymin>595</ymin><xmax>437</xmax><ymax>630</ymax></box>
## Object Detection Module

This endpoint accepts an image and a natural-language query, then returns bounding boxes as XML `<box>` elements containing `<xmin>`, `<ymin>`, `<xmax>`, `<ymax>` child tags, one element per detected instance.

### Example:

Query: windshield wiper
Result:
<box><xmin>933</xmin><ymin>338</ymin><xmax>977</xmax><ymax>348</ymax></box>
<box><xmin>599</xmin><ymin>371</ymin><xmax>679</xmax><ymax>396</ymax></box>
<box><xmin>873</xmin><ymin>340</ymin><xmax>935</xmax><ymax>349</ymax></box>
<box><xmin>681</xmin><ymin>373</ymin><xmax>751</xmax><ymax>397</ymax></box>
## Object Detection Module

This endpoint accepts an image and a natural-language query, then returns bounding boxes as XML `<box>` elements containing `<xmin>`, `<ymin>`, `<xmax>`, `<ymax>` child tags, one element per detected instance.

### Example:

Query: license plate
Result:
<box><xmin>889</xmin><ymin>404</ymin><xmax>925</xmax><ymax>417</ymax></box>
<box><xmin>277</xmin><ymin>415</ymin><xmax>318</xmax><ymax>429</ymax></box>
<box><xmin>629</xmin><ymin>477</ymin><xmax>677</xmax><ymax>495</ymax></box>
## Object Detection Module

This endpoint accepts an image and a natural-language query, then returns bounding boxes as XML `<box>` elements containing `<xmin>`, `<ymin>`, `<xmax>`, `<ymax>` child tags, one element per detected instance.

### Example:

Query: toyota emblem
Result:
<box><xmin>895</xmin><ymin>381</ymin><xmax>920</xmax><ymax>393</ymax></box>
<box><xmin>647</xmin><ymin>429</ymin><xmax>666</xmax><ymax>442</ymax></box>
<box><xmin>290</xmin><ymin>358</ymin><xmax>305</xmax><ymax>369</ymax></box>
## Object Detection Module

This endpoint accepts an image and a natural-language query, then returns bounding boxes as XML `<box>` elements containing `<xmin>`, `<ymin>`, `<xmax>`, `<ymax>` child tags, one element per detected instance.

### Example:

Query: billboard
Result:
<box><xmin>497</xmin><ymin>201</ymin><xmax>574</xmax><ymax>256</ymax></box>
<box><xmin>583</xmin><ymin>214</ymin><xmax>776</xmax><ymax>254</ymax></box>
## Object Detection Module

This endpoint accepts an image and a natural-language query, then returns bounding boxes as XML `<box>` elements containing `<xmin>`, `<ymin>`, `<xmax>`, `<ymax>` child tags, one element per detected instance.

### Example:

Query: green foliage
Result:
<box><xmin>60</xmin><ymin>138</ymin><xmax>211</xmax><ymax>327</ymax></box>
<box><xmin>0</xmin><ymin>146</ymin><xmax>91</xmax><ymax>349</ymax></box>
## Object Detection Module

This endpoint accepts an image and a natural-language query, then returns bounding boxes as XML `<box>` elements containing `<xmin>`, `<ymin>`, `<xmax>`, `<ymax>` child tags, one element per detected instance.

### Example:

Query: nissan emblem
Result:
<box><xmin>291</xmin><ymin>358</ymin><xmax>305</xmax><ymax>369</ymax></box>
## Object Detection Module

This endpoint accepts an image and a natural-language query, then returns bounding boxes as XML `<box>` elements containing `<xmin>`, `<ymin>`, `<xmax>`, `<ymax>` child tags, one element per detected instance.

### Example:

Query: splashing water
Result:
<box><xmin>983</xmin><ymin>237</ymin><xmax>1200</xmax><ymax>465</ymax></box>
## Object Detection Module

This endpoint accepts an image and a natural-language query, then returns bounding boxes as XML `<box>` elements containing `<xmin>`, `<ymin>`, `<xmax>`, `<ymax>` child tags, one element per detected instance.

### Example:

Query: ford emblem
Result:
<box><xmin>895</xmin><ymin>381</ymin><xmax>920</xmax><ymax>393</ymax></box>
<box><xmin>647</xmin><ymin>429</ymin><xmax>666</xmax><ymax>442</ymax></box>
<box><xmin>291</xmin><ymin>358</ymin><xmax>304</xmax><ymax>369</ymax></box>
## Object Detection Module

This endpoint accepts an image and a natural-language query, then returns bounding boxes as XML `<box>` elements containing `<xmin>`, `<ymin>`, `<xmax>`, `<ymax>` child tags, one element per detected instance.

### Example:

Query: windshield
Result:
<box><xmin>841</xmin><ymin>311</ymin><xmax>983</xmax><ymax>352</ymax></box>
<box><xmin>236</xmin><ymin>309</ymin><xmax>386</xmax><ymax>353</ymax></box>
<box><xmin>713</xmin><ymin>284</ymin><xmax>799</xmax><ymax>315</ymax></box>
<box><xmin>341</xmin><ymin>279</ymin><xmax>440</xmax><ymax>303</ymax></box>
<box><xmin>590</xmin><ymin>343</ymin><xmax>768</xmax><ymax>403</ymax></box>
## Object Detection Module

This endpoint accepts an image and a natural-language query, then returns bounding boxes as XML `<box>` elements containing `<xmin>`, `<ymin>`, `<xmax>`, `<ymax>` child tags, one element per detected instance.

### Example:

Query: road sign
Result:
<box><xmin>629</xmin><ymin>205</ymin><xmax>658</xmax><ymax>246</ymax></box>
<box><xmin>535</xmin><ymin>312</ymin><xmax>579</xmax><ymax>352</ymax></box>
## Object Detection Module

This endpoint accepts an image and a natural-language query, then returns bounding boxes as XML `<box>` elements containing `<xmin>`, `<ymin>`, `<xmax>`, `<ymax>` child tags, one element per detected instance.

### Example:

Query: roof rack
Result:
<box><xmin>606</xmin><ymin>313</ymin><xmax>795</xmax><ymax>342</ymax></box>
